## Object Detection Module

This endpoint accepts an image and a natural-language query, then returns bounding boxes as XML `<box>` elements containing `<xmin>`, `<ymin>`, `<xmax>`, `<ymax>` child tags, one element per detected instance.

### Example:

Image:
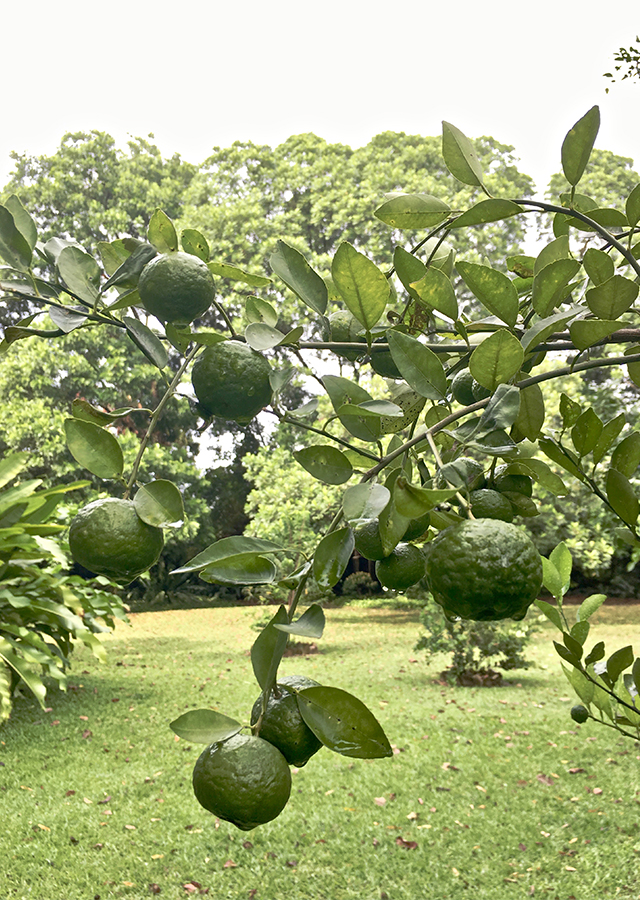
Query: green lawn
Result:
<box><xmin>1</xmin><ymin>603</ymin><xmax>640</xmax><ymax>899</ymax></box>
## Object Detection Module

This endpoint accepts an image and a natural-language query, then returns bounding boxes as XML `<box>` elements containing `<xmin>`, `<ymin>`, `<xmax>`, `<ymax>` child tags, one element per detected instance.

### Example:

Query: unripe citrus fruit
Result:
<box><xmin>68</xmin><ymin>498</ymin><xmax>164</xmax><ymax>583</ymax></box>
<box><xmin>354</xmin><ymin>520</ymin><xmax>386</xmax><ymax>561</ymax></box>
<box><xmin>376</xmin><ymin>543</ymin><xmax>426</xmax><ymax>590</ymax></box>
<box><xmin>369</xmin><ymin>340</ymin><xmax>402</xmax><ymax>379</ymax></box>
<box><xmin>425</xmin><ymin>518</ymin><xmax>542</xmax><ymax>621</ymax></box>
<box><xmin>192</xmin><ymin>341</ymin><xmax>272</xmax><ymax>423</ymax></box>
<box><xmin>451</xmin><ymin>370</ymin><xmax>476</xmax><ymax>406</ymax></box>
<box><xmin>250</xmin><ymin>675</ymin><xmax>322</xmax><ymax>767</ymax></box>
<box><xmin>471</xmin><ymin>380</ymin><xmax>491</xmax><ymax>401</ymax></box>
<box><xmin>467</xmin><ymin>489</ymin><xmax>514</xmax><ymax>522</ymax></box>
<box><xmin>327</xmin><ymin>310</ymin><xmax>366</xmax><ymax>360</ymax></box>
<box><xmin>138</xmin><ymin>251</ymin><xmax>215</xmax><ymax>324</ymax></box>
<box><xmin>192</xmin><ymin>733</ymin><xmax>291</xmax><ymax>831</ymax></box>
<box><xmin>402</xmin><ymin>510</ymin><xmax>431</xmax><ymax>541</ymax></box>
<box><xmin>570</xmin><ymin>705</ymin><xmax>589</xmax><ymax>724</ymax></box>
<box><xmin>493</xmin><ymin>468</ymin><xmax>533</xmax><ymax>497</ymax></box>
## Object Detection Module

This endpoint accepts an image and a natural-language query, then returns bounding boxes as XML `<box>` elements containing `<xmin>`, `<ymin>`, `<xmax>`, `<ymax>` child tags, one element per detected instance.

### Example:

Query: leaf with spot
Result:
<box><xmin>170</xmin><ymin>709</ymin><xmax>242</xmax><ymax>744</ymax></box>
<box><xmin>469</xmin><ymin>330</ymin><xmax>524</xmax><ymax>390</ymax></box>
<box><xmin>297</xmin><ymin>686</ymin><xmax>392</xmax><ymax>758</ymax></box>
<box><xmin>270</xmin><ymin>240</ymin><xmax>327</xmax><ymax>315</ymax></box>
<box><xmin>442</xmin><ymin>122</ymin><xmax>484</xmax><ymax>187</ymax></box>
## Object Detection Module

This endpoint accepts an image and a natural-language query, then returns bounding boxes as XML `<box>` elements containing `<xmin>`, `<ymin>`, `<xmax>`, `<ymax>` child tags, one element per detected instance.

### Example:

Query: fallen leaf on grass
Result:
<box><xmin>223</xmin><ymin>860</ymin><xmax>237</xmax><ymax>869</ymax></box>
<box><xmin>537</xmin><ymin>774</ymin><xmax>554</xmax><ymax>786</ymax></box>
<box><xmin>82</xmin><ymin>730</ymin><xmax>92</xmax><ymax>739</ymax></box>
<box><xmin>149</xmin><ymin>885</ymin><xmax>161</xmax><ymax>895</ymax></box>
<box><xmin>374</xmin><ymin>797</ymin><xmax>386</xmax><ymax>806</ymax></box>
<box><xmin>395</xmin><ymin>837</ymin><xmax>418</xmax><ymax>850</ymax></box>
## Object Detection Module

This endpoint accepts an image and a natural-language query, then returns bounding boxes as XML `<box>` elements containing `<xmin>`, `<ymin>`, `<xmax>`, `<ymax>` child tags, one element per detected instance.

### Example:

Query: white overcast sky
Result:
<box><xmin>1</xmin><ymin>0</ymin><xmax>639</xmax><ymax>195</ymax></box>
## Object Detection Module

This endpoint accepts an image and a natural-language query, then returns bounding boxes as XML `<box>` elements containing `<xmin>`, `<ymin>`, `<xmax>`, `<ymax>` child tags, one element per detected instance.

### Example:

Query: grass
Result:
<box><xmin>1</xmin><ymin>602</ymin><xmax>640</xmax><ymax>900</ymax></box>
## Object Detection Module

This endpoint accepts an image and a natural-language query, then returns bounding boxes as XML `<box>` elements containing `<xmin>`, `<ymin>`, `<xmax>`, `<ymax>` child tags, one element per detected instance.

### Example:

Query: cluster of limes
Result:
<box><xmin>192</xmin><ymin>675</ymin><xmax>322</xmax><ymax>830</ymax></box>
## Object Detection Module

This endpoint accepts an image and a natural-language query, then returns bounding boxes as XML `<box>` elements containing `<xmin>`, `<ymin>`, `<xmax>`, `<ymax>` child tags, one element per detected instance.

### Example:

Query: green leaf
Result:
<box><xmin>103</xmin><ymin>243</ymin><xmax>158</xmax><ymax>291</ymax></box>
<box><xmin>516</xmin><ymin>458</ymin><xmax>566</xmax><ymax>496</ymax></box>
<box><xmin>550</xmin><ymin>542</ymin><xmax>573</xmax><ymax>594</ymax></box>
<box><xmin>200</xmin><ymin>554</ymin><xmax>277</xmax><ymax>585</ymax></box>
<box><xmin>469</xmin><ymin>330</ymin><xmax>524</xmax><ymax>390</ymax></box>
<box><xmin>4</xmin><ymin>195</ymin><xmax>37</xmax><ymax>250</ymax></box>
<box><xmin>123</xmin><ymin>316</ymin><xmax>168</xmax><ymax>369</ymax></box>
<box><xmin>332</xmin><ymin>242</ymin><xmax>389</xmax><ymax>330</ymax></box>
<box><xmin>393</xmin><ymin>478</ymin><xmax>456</xmax><ymax>518</ymax></box>
<box><xmin>442</xmin><ymin>122</ymin><xmax>484</xmax><ymax>187</ymax></box>
<box><xmin>455</xmin><ymin>260</ymin><xmax>519</xmax><ymax>328</ymax></box>
<box><xmin>63</xmin><ymin>419</ymin><xmax>124</xmax><ymax>479</ymax></box>
<box><xmin>293</xmin><ymin>446</ymin><xmax>353</xmax><ymax>485</ymax></box>
<box><xmin>393</xmin><ymin>246</ymin><xmax>426</xmax><ymax>301</ymax></box>
<box><xmin>632</xmin><ymin>657</ymin><xmax>640</xmax><ymax>695</ymax></box>
<box><xmin>251</xmin><ymin>605</ymin><xmax>289</xmax><ymax>691</ymax></box>
<box><xmin>181</xmin><ymin>229</ymin><xmax>210</xmax><ymax>262</ymax></box>
<box><xmin>534</xmin><ymin>236</ymin><xmax>570</xmax><ymax>273</ymax></box>
<box><xmin>513</xmin><ymin>383</ymin><xmax>545</xmax><ymax>441</ymax></box>
<box><xmin>342</xmin><ymin>483</ymin><xmax>390</xmax><ymax>525</ymax></box>
<box><xmin>56</xmin><ymin>246</ymin><xmax>101</xmax><ymax>305</ymax></box>
<box><xmin>571</xmin><ymin>408</ymin><xmax>603</xmax><ymax>457</ymax></box>
<box><xmin>172</xmin><ymin>536</ymin><xmax>283</xmax><ymax>574</ymax></box>
<box><xmin>133</xmin><ymin>480</ymin><xmax>184</xmax><ymax>528</ymax></box>
<box><xmin>374</xmin><ymin>193</ymin><xmax>450</xmax><ymax>229</ymax></box>
<box><xmin>0</xmin><ymin>639</ymin><xmax>46</xmax><ymax>707</ymax></box>
<box><xmin>48</xmin><ymin>305</ymin><xmax>88</xmax><ymax>334</ymax></box>
<box><xmin>0</xmin><ymin>206</ymin><xmax>33</xmax><ymax>271</ymax></box>
<box><xmin>270</xmin><ymin>240</ymin><xmax>328</xmax><ymax>315</ymax></box>
<box><xmin>169</xmin><ymin>709</ymin><xmax>242</xmax><ymax>744</ymax></box>
<box><xmin>450</xmin><ymin>199</ymin><xmax>522</xmax><ymax>229</ymax></box>
<box><xmin>576</xmin><ymin>594</ymin><xmax>606</xmax><ymax>623</ymax></box>
<box><xmin>611</xmin><ymin>432</ymin><xmax>640</xmax><ymax>477</ymax></box>
<box><xmin>561</xmin><ymin>106</ymin><xmax>600</xmax><ymax>186</ymax></box>
<box><xmin>274</xmin><ymin>604</ymin><xmax>325</xmax><ymax>639</ymax></box>
<box><xmin>148</xmin><ymin>209</ymin><xmax>178</xmax><ymax>253</ymax></box>
<box><xmin>322</xmin><ymin>375</ymin><xmax>380</xmax><ymax>443</ymax></box>
<box><xmin>553</xmin><ymin>640</ymin><xmax>582</xmax><ymax>669</ymax></box>
<box><xmin>607</xmin><ymin>645</ymin><xmax>634</xmax><ymax>682</ymax></box>
<box><xmin>625</xmin><ymin>183</ymin><xmax>640</xmax><ymax>228</ymax></box>
<box><xmin>208</xmin><ymin>262</ymin><xmax>271</xmax><ymax>287</ymax></box>
<box><xmin>538</xmin><ymin>437</ymin><xmax>585</xmax><ymax>482</ymax></box>
<box><xmin>583</xmin><ymin>247</ymin><xmax>614</xmax><ymax>285</ymax></box>
<box><xmin>246</xmin><ymin>296</ymin><xmax>278</xmax><ymax>327</ymax></box>
<box><xmin>571</xmin><ymin>620</ymin><xmax>591</xmax><ymax>646</ymax></box>
<box><xmin>477</xmin><ymin>384</ymin><xmax>521</xmax><ymax>433</ymax></box>
<box><xmin>313</xmin><ymin>528</ymin><xmax>355</xmax><ymax>588</ymax></box>
<box><xmin>606</xmin><ymin>468</ymin><xmax>639</xmax><ymax>525</ymax></box>
<box><xmin>297</xmin><ymin>686</ymin><xmax>392</xmax><ymax>758</ymax></box>
<box><xmin>244</xmin><ymin>322</ymin><xmax>285</xmax><ymax>350</ymax></box>
<box><xmin>541</xmin><ymin>558</ymin><xmax>564</xmax><ymax>600</ymax></box>
<box><xmin>386</xmin><ymin>331</ymin><xmax>447</xmax><ymax>400</ymax></box>
<box><xmin>71</xmin><ymin>398</ymin><xmax>151</xmax><ymax>426</ymax></box>
<box><xmin>569</xmin><ymin>319</ymin><xmax>622</xmax><ymax>352</ymax></box>
<box><xmin>562</xmin><ymin>664</ymin><xmax>594</xmax><ymax>705</ymax></box>
<box><xmin>520</xmin><ymin>308</ymin><xmax>582</xmax><ymax>353</ymax></box>
<box><xmin>531</xmin><ymin>258</ymin><xmax>581</xmax><ymax>317</ymax></box>
<box><xmin>584</xmin><ymin>641</ymin><xmax>605</xmax><ymax>666</ymax></box>
<box><xmin>563</xmin><ymin>632</ymin><xmax>583</xmax><ymax>660</ymax></box>
<box><xmin>592</xmin><ymin>414</ymin><xmax>626</xmax><ymax>465</ymax></box>
<box><xmin>586</xmin><ymin>275</ymin><xmax>639</xmax><ymax>320</ymax></box>
<box><xmin>534</xmin><ymin>599</ymin><xmax>564</xmax><ymax>631</ymax></box>
<box><xmin>559</xmin><ymin>393</ymin><xmax>582</xmax><ymax>429</ymax></box>
<box><xmin>0</xmin><ymin>452</ymin><xmax>28</xmax><ymax>489</ymax></box>
<box><xmin>410</xmin><ymin>267</ymin><xmax>458</xmax><ymax>321</ymax></box>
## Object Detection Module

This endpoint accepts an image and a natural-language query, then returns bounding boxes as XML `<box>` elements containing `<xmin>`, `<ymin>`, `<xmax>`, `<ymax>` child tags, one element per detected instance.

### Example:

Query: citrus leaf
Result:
<box><xmin>576</xmin><ymin>593</ymin><xmax>607</xmax><ymax>623</ymax></box>
<box><xmin>0</xmin><ymin>452</ymin><xmax>28</xmax><ymax>489</ymax></box>
<box><xmin>373</xmin><ymin>193</ymin><xmax>450</xmax><ymax>229</ymax></box>
<box><xmin>133</xmin><ymin>480</ymin><xmax>184</xmax><ymax>528</ymax></box>
<box><xmin>607</xmin><ymin>645</ymin><xmax>634</xmax><ymax>682</ymax></box>
<box><xmin>553</xmin><ymin>641</ymin><xmax>582</xmax><ymax>669</ymax></box>
<box><xmin>171</xmin><ymin>536</ymin><xmax>283</xmax><ymax>574</ymax></box>
<box><xmin>592</xmin><ymin>414</ymin><xmax>626</xmax><ymax>465</ymax></box>
<box><xmin>563</xmin><ymin>632</ymin><xmax>583</xmax><ymax>659</ymax></box>
<box><xmin>269</xmin><ymin>240</ymin><xmax>327</xmax><ymax>315</ymax></box>
<box><xmin>538</xmin><ymin>438</ymin><xmax>585</xmax><ymax>482</ymax></box>
<box><xmin>549</xmin><ymin>541</ymin><xmax>573</xmax><ymax>594</ymax></box>
<box><xmin>297</xmin><ymin>686</ymin><xmax>392</xmax><ymax>759</ymax></box>
<box><xmin>323</xmin><ymin>374</ymin><xmax>372</xmax><ymax>411</ymax></box>
<box><xmin>337</xmin><ymin>400</ymin><xmax>403</xmax><ymax>419</ymax></box>
<box><xmin>583</xmin><ymin>247</ymin><xmax>614</xmax><ymax>285</ymax></box>
<box><xmin>123</xmin><ymin>317</ymin><xmax>168</xmax><ymax>369</ymax></box>
<box><xmin>181</xmin><ymin>229</ymin><xmax>210</xmax><ymax>262</ymax></box>
<box><xmin>169</xmin><ymin>709</ymin><xmax>242</xmax><ymax>744</ymax></box>
<box><xmin>251</xmin><ymin>605</ymin><xmax>289</xmax><ymax>691</ymax></box>
<box><xmin>0</xmin><ymin>206</ymin><xmax>33</xmax><ymax>271</ymax></box>
<box><xmin>562</xmin><ymin>663</ymin><xmax>594</xmax><ymax>705</ymax></box>
<box><xmin>63</xmin><ymin>419</ymin><xmax>124</xmax><ymax>479</ymax></box>
<box><xmin>455</xmin><ymin>260</ymin><xmax>519</xmax><ymax>328</ymax></box>
<box><xmin>531</xmin><ymin>258</ymin><xmax>581</xmax><ymax>317</ymax></box>
<box><xmin>605</xmin><ymin>468</ymin><xmax>639</xmax><ymax>525</ymax></box>
<box><xmin>313</xmin><ymin>528</ymin><xmax>354</xmax><ymax>588</ymax></box>
<box><xmin>469</xmin><ymin>330</ymin><xmax>524</xmax><ymax>390</ymax></box>
<box><xmin>148</xmin><ymin>209</ymin><xmax>178</xmax><ymax>253</ymax></box>
<box><xmin>244</xmin><ymin>322</ymin><xmax>285</xmax><ymax>350</ymax></box>
<box><xmin>534</xmin><ymin>599</ymin><xmax>564</xmax><ymax>631</ymax></box>
<box><xmin>0</xmin><ymin>639</ymin><xmax>46</xmax><ymax>707</ymax></box>
<box><xmin>4</xmin><ymin>195</ymin><xmax>37</xmax><ymax>251</ymax></box>
<box><xmin>410</xmin><ymin>267</ymin><xmax>458</xmax><ymax>321</ymax></box>
<box><xmin>393</xmin><ymin>246</ymin><xmax>426</xmax><ymax>301</ymax></box>
<box><xmin>541</xmin><ymin>558</ymin><xmax>564</xmax><ymax>600</ymax></box>
<box><xmin>393</xmin><ymin>479</ymin><xmax>456</xmax><ymax>518</ymax></box>
<box><xmin>450</xmin><ymin>199</ymin><xmax>522</xmax><ymax>229</ymax></box>
<box><xmin>71</xmin><ymin>399</ymin><xmax>151</xmax><ymax>426</ymax></box>
<box><xmin>442</xmin><ymin>121</ymin><xmax>484</xmax><ymax>187</ymax></box>
<box><xmin>245</xmin><ymin>297</ymin><xmax>278</xmax><ymax>327</ymax></box>
<box><xmin>569</xmin><ymin>319</ymin><xmax>622</xmax><ymax>351</ymax></box>
<box><xmin>332</xmin><ymin>242</ymin><xmax>389</xmax><ymax>330</ymax></box>
<box><xmin>571</xmin><ymin>408</ymin><xmax>603</xmax><ymax>457</ymax></box>
<box><xmin>274</xmin><ymin>604</ymin><xmax>325</xmax><ymax>639</ymax></box>
<box><xmin>477</xmin><ymin>384</ymin><xmax>521</xmax><ymax>433</ymax></box>
<box><xmin>611</xmin><ymin>432</ymin><xmax>640</xmax><ymax>477</ymax></box>
<box><xmin>56</xmin><ymin>245</ymin><xmax>101</xmax><ymax>305</ymax></box>
<box><xmin>293</xmin><ymin>446</ymin><xmax>353</xmax><ymax>485</ymax></box>
<box><xmin>625</xmin><ymin>183</ymin><xmax>640</xmax><ymax>228</ymax></box>
<box><xmin>584</xmin><ymin>640</ymin><xmax>606</xmax><ymax>666</ymax></box>
<box><xmin>513</xmin><ymin>383</ymin><xmax>545</xmax><ymax>441</ymax></box>
<box><xmin>387</xmin><ymin>330</ymin><xmax>447</xmax><ymax>400</ymax></box>
<box><xmin>561</xmin><ymin>106</ymin><xmax>600</xmax><ymax>186</ymax></box>
<box><xmin>48</xmin><ymin>305</ymin><xmax>88</xmax><ymax>333</ymax></box>
<box><xmin>520</xmin><ymin>307</ymin><xmax>583</xmax><ymax>353</ymax></box>
<box><xmin>208</xmin><ymin>262</ymin><xmax>271</xmax><ymax>287</ymax></box>
<box><xmin>102</xmin><ymin>242</ymin><xmax>157</xmax><ymax>291</ymax></box>
<box><xmin>200</xmin><ymin>555</ymin><xmax>277</xmax><ymax>585</ymax></box>
<box><xmin>342</xmin><ymin>482</ymin><xmax>390</xmax><ymax>524</ymax></box>
<box><xmin>586</xmin><ymin>275</ymin><xmax>639</xmax><ymax>320</ymax></box>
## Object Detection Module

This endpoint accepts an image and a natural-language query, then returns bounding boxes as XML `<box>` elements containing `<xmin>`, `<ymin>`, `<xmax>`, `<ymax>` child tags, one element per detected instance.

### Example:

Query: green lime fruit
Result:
<box><xmin>425</xmin><ymin>518</ymin><xmax>542</xmax><ymax>621</ymax></box>
<box><xmin>68</xmin><ymin>498</ymin><xmax>164</xmax><ymax>583</ymax></box>
<box><xmin>451</xmin><ymin>370</ymin><xmax>476</xmax><ymax>406</ymax></box>
<box><xmin>402</xmin><ymin>510</ymin><xmax>432</xmax><ymax>542</ymax></box>
<box><xmin>354</xmin><ymin>520</ymin><xmax>387</xmax><ymax>561</ymax></box>
<box><xmin>379</xmin><ymin>390</ymin><xmax>426</xmax><ymax>435</ymax></box>
<box><xmin>467</xmin><ymin>489</ymin><xmax>514</xmax><ymax>522</ymax></box>
<box><xmin>327</xmin><ymin>310</ymin><xmax>366</xmax><ymax>360</ymax></box>
<box><xmin>471</xmin><ymin>380</ymin><xmax>492</xmax><ymax>401</ymax></box>
<box><xmin>435</xmin><ymin>457</ymin><xmax>486</xmax><ymax>491</ymax></box>
<box><xmin>192</xmin><ymin>733</ymin><xmax>291</xmax><ymax>831</ymax></box>
<box><xmin>192</xmin><ymin>341</ymin><xmax>272</xmax><ymax>423</ymax></box>
<box><xmin>138</xmin><ymin>251</ymin><xmax>215</xmax><ymax>324</ymax></box>
<box><xmin>493</xmin><ymin>468</ymin><xmax>533</xmax><ymax>497</ymax></box>
<box><xmin>250</xmin><ymin>675</ymin><xmax>322</xmax><ymax>767</ymax></box>
<box><xmin>570</xmin><ymin>705</ymin><xmax>589</xmax><ymax>724</ymax></box>
<box><xmin>370</xmin><ymin>340</ymin><xmax>402</xmax><ymax>379</ymax></box>
<box><xmin>376</xmin><ymin>543</ymin><xmax>426</xmax><ymax>590</ymax></box>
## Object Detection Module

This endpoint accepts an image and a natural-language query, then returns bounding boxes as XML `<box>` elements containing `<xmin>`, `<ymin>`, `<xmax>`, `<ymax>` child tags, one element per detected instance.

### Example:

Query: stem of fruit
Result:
<box><xmin>278</xmin><ymin>413</ymin><xmax>380</xmax><ymax>462</ymax></box>
<box><xmin>124</xmin><ymin>343</ymin><xmax>201</xmax><ymax>498</ymax></box>
<box><xmin>581</xmin><ymin>712</ymin><xmax>639</xmax><ymax>742</ymax></box>
<box><xmin>425</xmin><ymin>431</ymin><xmax>474</xmax><ymax>517</ymax></box>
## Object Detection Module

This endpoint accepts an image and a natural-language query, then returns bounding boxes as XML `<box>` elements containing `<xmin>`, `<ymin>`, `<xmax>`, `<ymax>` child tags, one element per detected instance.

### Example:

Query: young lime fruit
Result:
<box><xmin>138</xmin><ymin>251</ymin><xmax>215</xmax><ymax>324</ymax></box>
<box><xmin>493</xmin><ymin>468</ymin><xmax>533</xmax><ymax>497</ymax></box>
<box><xmin>250</xmin><ymin>675</ymin><xmax>323</xmax><ymax>767</ymax></box>
<box><xmin>68</xmin><ymin>498</ymin><xmax>164</xmax><ymax>583</ymax></box>
<box><xmin>450</xmin><ymin>370</ymin><xmax>476</xmax><ymax>406</ymax></box>
<box><xmin>326</xmin><ymin>310</ymin><xmax>366</xmax><ymax>360</ymax></box>
<box><xmin>570</xmin><ymin>705</ymin><xmax>589</xmax><ymax>724</ymax></box>
<box><xmin>375</xmin><ymin>543</ymin><xmax>426</xmax><ymax>590</ymax></box>
<box><xmin>192</xmin><ymin>733</ymin><xmax>291</xmax><ymax>831</ymax></box>
<box><xmin>467</xmin><ymin>489</ymin><xmax>514</xmax><ymax>523</ymax></box>
<box><xmin>425</xmin><ymin>518</ymin><xmax>542</xmax><ymax>621</ymax></box>
<box><xmin>191</xmin><ymin>341</ymin><xmax>272</xmax><ymax>423</ymax></box>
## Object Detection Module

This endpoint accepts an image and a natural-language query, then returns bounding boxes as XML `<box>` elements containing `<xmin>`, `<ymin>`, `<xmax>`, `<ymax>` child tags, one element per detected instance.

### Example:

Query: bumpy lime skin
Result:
<box><xmin>250</xmin><ymin>675</ymin><xmax>323</xmax><ymax>767</ymax></box>
<box><xmin>425</xmin><ymin>518</ymin><xmax>542</xmax><ymax>621</ymax></box>
<box><xmin>376</xmin><ymin>543</ymin><xmax>426</xmax><ymax>590</ymax></box>
<box><xmin>138</xmin><ymin>252</ymin><xmax>215</xmax><ymax>324</ymax></box>
<box><xmin>570</xmin><ymin>705</ymin><xmax>589</xmax><ymax>724</ymax></box>
<box><xmin>192</xmin><ymin>733</ymin><xmax>291</xmax><ymax>831</ymax></box>
<box><xmin>468</xmin><ymin>489</ymin><xmax>514</xmax><ymax>523</ymax></box>
<box><xmin>191</xmin><ymin>341</ymin><xmax>272</xmax><ymax>423</ymax></box>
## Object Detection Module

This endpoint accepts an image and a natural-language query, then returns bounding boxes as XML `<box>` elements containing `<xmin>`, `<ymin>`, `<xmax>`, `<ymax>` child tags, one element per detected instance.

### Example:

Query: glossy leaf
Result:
<box><xmin>297</xmin><ymin>686</ymin><xmax>392</xmax><ymax>758</ymax></box>
<box><xmin>374</xmin><ymin>193</ymin><xmax>450</xmax><ymax>229</ymax></box>
<box><xmin>592</xmin><ymin>414</ymin><xmax>626</xmax><ymax>465</ymax></box>
<box><xmin>625</xmin><ymin>183</ymin><xmax>640</xmax><ymax>228</ymax></box>
<box><xmin>181</xmin><ymin>229</ymin><xmax>210</xmax><ymax>262</ymax></box>
<box><xmin>0</xmin><ymin>206</ymin><xmax>33</xmax><ymax>271</ymax></box>
<box><xmin>274</xmin><ymin>604</ymin><xmax>325</xmax><ymax>639</ymax></box>
<box><xmin>332</xmin><ymin>242</ymin><xmax>389</xmax><ymax>330</ymax></box>
<box><xmin>293</xmin><ymin>445</ymin><xmax>353</xmax><ymax>485</ymax></box>
<box><xmin>583</xmin><ymin>247</ymin><xmax>614</xmax><ymax>285</ymax></box>
<box><xmin>611</xmin><ymin>432</ymin><xmax>640</xmax><ymax>477</ymax></box>
<box><xmin>57</xmin><ymin>246</ymin><xmax>101</xmax><ymax>305</ymax></box>
<box><xmin>605</xmin><ymin>469</ymin><xmax>639</xmax><ymax>525</ymax></box>
<box><xmin>633</xmin><ymin>657</ymin><xmax>640</xmax><ymax>695</ymax></box>
<box><xmin>270</xmin><ymin>240</ymin><xmax>327</xmax><ymax>315</ymax></box>
<box><xmin>469</xmin><ymin>330</ymin><xmax>524</xmax><ymax>390</ymax></box>
<box><xmin>63</xmin><ymin>419</ymin><xmax>124</xmax><ymax>479</ymax></box>
<box><xmin>531</xmin><ymin>259</ymin><xmax>581</xmax><ymax>317</ymax></box>
<box><xmin>586</xmin><ymin>275</ymin><xmax>639</xmax><ymax>320</ymax></box>
<box><xmin>513</xmin><ymin>383</ymin><xmax>545</xmax><ymax>441</ymax></box>
<box><xmin>516</xmin><ymin>458</ymin><xmax>566</xmax><ymax>495</ymax></box>
<box><xmin>520</xmin><ymin>307</ymin><xmax>582</xmax><ymax>353</ymax></box>
<box><xmin>148</xmin><ymin>209</ymin><xmax>178</xmax><ymax>253</ymax></box>
<box><xmin>541</xmin><ymin>558</ymin><xmax>564</xmax><ymax>600</ymax></box>
<box><xmin>393</xmin><ymin>478</ymin><xmax>456</xmax><ymax>518</ymax></box>
<box><xmin>71</xmin><ymin>398</ymin><xmax>151</xmax><ymax>426</ymax></box>
<box><xmin>576</xmin><ymin>593</ymin><xmax>607</xmax><ymax>623</ymax></box>
<box><xmin>538</xmin><ymin>437</ymin><xmax>585</xmax><ymax>482</ymax></box>
<box><xmin>208</xmin><ymin>261</ymin><xmax>271</xmax><ymax>287</ymax></box>
<box><xmin>450</xmin><ymin>199</ymin><xmax>522</xmax><ymax>229</ymax></box>
<box><xmin>569</xmin><ymin>319</ymin><xmax>621</xmax><ymax>351</ymax></box>
<box><xmin>4</xmin><ymin>195</ymin><xmax>37</xmax><ymax>250</ymax></box>
<box><xmin>245</xmin><ymin>322</ymin><xmax>285</xmax><ymax>350</ymax></box>
<box><xmin>410</xmin><ymin>267</ymin><xmax>458</xmax><ymax>321</ymax></box>
<box><xmin>251</xmin><ymin>605</ymin><xmax>289</xmax><ymax>691</ymax></box>
<box><xmin>393</xmin><ymin>246</ymin><xmax>426</xmax><ymax>301</ymax></box>
<box><xmin>584</xmin><ymin>640</ymin><xmax>606</xmax><ymax>666</ymax></box>
<box><xmin>563</xmin><ymin>664</ymin><xmax>594</xmax><ymax>705</ymax></box>
<box><xmin>553</xmin><ymin>641</ymin><xmax>581</xmax><ymax>669</ymax></box>
<box><xmin>442</xmin><ymin>122</ymin><xmax>484</xmax><ymax>187</ymax></box>
<box><xmin>534</xmin><ymin>599</ymin><xmax>564</xmax><ymax>631</ymax></box>
<box><xmin>550</xmin><ymin>541</ymin><xmax>573</xmax><ymax>594</ymax></box>
<box><xmin>246</xmin><ymin>296</ymin><xmax>278</xmax><ymax>327</ymax></box>
<box><xmin>387</xmin><ymin>331</ymin><xmax>447</xmax><ymax>400</ymax></box>
<box><xmin>477</xmin><ymin>384</ymin><xmax>520</xmax><ymax>433</ymax></box>
<box><xmin>561</xmin><ymin>106</ymin><xmax>600</xmax><ymax>186</ymax></box>
<box><xmin>172</xmin><ymin>536</ymin><xmax>283</xmax><ymax>574</ymax></box>
<box><xmin>0</xmin><ymin>452</ymin><xmax>28</xmax><ymax>489</ymax></box>
<box><xmin>571</xmin><ymin>620</ymin><xmax>591</xmax><ymax>646</ymax></box>
<box><xmin>169</xmin><ymin>709</ymin><xmax>242</xmax><ymax>744</ymax></box>
<box><xmin>534</xmin><ymin>236</ymin><xmax>570</xmax><ymax>273</ymax></box>
<box><xmin>559</xmin><ymin>393</ymin><xmax>582</xmax><ymax>429</ymax></box>
<box><xmin>455</xmin><ymin>260</ymin><xmax>519</xmax><ymax>328</ymax></box>
<box><xmin>342</xmin><ymin>482</ymin><xmax>390</xmax><ymax>524</ymax></box>
<box><xmin>313</xmin><ymin>528</ymin><xmax>354</xmax><ymax>588</ymax></box>
<box><xmin>201</xmin><ymin>554</ymin><xmax>277</xmax><ymax>585</ymax></box>
<box><xmin>563</xmin><ymin>632</ymin><xmax>583</xmax><ymax>660</ymax></box>
<box><xmin>607</xmin><ymin>645</ymin><xmax>634</xmax><ymax>682</ymax></box>
<box><xmin>123</xmin><ymin>317</ymin><xmax>169</xmax><ymax>369</ymax></box>
<box><xmin>48</xmin><ymin>305</ymin><xmax>88</xmax><ymax>333</ymax></box>
<box><xmin>133</xmin><ymin>480</ymin><xmax>184</xmax><ymax>528</ymax></box>
<box><xmin>101</xmin><ymin>241</ymin><xmax>157</xmax><ymax>290</ymax></box>
<box><xmin>571</xmin><ymin>408</ymin><xmax>603</xmax><ymax>457</ymax></box>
